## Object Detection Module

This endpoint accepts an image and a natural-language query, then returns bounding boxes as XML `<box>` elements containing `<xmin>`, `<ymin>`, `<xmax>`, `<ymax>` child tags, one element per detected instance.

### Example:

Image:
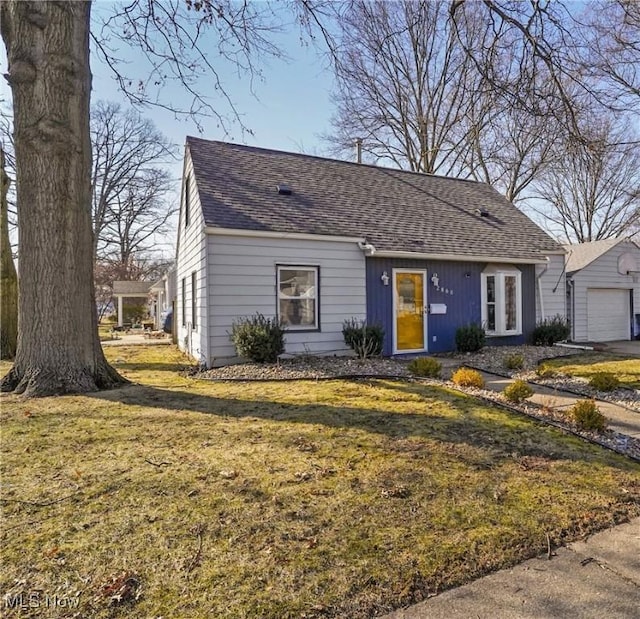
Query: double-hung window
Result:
<box><xmin>277</xmin><ymin>266</ymin><xmax>319</xmax><ymax>330</ymax></box>
<box><xmin>481</xmin><ymin>265</ymin><xmax>522</xmax><ymax>336</ymax></box>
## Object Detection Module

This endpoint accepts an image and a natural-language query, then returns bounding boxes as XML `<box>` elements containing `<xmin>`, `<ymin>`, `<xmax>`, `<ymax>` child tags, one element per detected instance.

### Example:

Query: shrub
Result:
<box><xmin>455</xmin><ymin>324</ymin><xmax>486</xmax><ymax>353</ymax></box>
<box><xmin>503</xmin><ymin>379</ymin><xmax>534</xmax><ymax>403</ymax></box>
<box><xmin>122</xmin><ymin>302</ymin><xmax>148</xmax><ymax>324</ymax></box>
<box><xmin>588</xmin><ymin>372</ymin><xmax>620</xmax><ymax>392</ymax></box>
<box><xmin>570</xmin><ymin>400</ymin><xmax>607</xmax><ymax>432</ymax></box>
<box><xmin>408</xmin><ymin>357</ymin><xmax>442</xmax><ymax>378</ymax></box>
<box><xmin>531</xmin><ymin>315</ymin><xmax>570</xmax><ymax>346</ymax></box>
<box><xmin>503</xmin><ymin>353</ymin><xmax>524</xmax><ymax>371</ymax></box>
<box><xmin>230</xmin><ymin>313</ymin><xmax>286</xmax><ymax>363</ymax></box>
<box><xmin>536</xmin><ymin>363</ymin><xmax>557</xmax><ymax>378</ymax></box>
<box><xmin>342</xmin><ymin>318</ymin><xmax>384</xmax><ymax>359</ymax></box>
<box><xmin>451</xmin><ymin>367</ymin><xmax>484</xmax><ymax>388</ymax></box>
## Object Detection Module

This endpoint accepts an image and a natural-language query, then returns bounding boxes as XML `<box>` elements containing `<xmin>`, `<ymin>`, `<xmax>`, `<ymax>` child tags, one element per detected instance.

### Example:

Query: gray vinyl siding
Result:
<box><xmin>175</xmin><ymin>152</ymin><xmax>208</xmax><ymax>363</ymax></box>
<box><xmin>207</xmin><ymin>235</ymin><xmax>366</xmax><ymax>365</ymax></box>
<box><xmin>536</xmin><ymin>254</ymin><xmax>566</xmax><ymax>322</ymax></box>
<box><xmin>568</xmin><ymin>241</ymin><xmax>640</xmax><ymax>342</ymax></box>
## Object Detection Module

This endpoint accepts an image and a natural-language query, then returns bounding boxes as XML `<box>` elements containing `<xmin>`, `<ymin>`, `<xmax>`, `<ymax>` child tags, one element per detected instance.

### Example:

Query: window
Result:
<box><xmin>191</xmin><ymin>271</ymin><xmax>197</xmax><ymax>330</ymax></box>
<box><xmin>481</xmin><ymin>266</ymin><xmax>522</xmax><ymax>336</ymax></box>
<box><xmin>277</xmin><ymin>266</ymin><xmax>319</xmax><ymax>330</ymax></box>
<box><xmin>181</xmin><ymin>278</ymin><xmax>186</xmax><ymax>327</ymax></box>
<box><xmin>184</xmin><ymin>174</ymin><xmax>190</xmax><ymax>228</ymax></box>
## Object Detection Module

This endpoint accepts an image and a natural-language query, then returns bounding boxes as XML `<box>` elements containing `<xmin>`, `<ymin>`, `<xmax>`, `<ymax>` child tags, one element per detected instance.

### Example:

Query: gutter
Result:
<box><xmin>204</xmin><ymin>227</ymin><xmax>365</xmax><ymax>244</ymax></box>
<box><xmin>372</xmin><ymin>250</ymin><xmax>551</xmax><ymax>265</ymax></box>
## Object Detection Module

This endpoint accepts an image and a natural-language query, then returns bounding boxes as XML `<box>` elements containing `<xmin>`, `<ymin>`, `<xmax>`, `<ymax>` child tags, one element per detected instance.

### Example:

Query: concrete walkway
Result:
<box><xmin>478</xmin><ymin>372</ymin><xmax>640</xmax><ymax>440</ymax></box>
<box><xmin>437</xmin><ymin>358</ymin><xmax>640</xmax><ymax>441</ymax></box>
<box><xmin>101</xmin><ymin>333</ymin><xmax>172</xmax><ymax>346</ymax></box>
<box><xmin>382</xmin><ymin>518</ymin><xmax>640</xmax><ymax>619</ymax></box>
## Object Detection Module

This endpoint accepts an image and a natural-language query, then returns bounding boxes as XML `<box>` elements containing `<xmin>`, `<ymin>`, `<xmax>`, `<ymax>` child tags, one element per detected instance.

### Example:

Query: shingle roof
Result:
<box><xmin>112</xmin><ymin>281</ymin><xmax>153</xmax><ymax>295</ymax></box>
<box><xmin>187</xmin><ymin>137</ymin><xmax>562</xmax><ymax>262</ymax></box>
<box><xmin>563</xmin><ymin>238</ymin><xmax>625</xmax><ymax>273</ymax></box>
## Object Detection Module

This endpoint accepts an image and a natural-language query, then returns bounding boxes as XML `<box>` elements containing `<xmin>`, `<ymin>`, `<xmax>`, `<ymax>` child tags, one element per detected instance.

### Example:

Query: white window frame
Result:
<box><xmin>276</xmin><ymin>265</ymin><xmax>319</xmax><ymax>331</ymax></box>
<box><xmin>481</xmin><ymin>265</ymin><xmax>522</xmax><ymax>336</ymax></box>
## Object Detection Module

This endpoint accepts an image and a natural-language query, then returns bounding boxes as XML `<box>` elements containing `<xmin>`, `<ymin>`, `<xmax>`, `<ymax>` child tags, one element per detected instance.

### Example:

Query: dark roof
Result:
<box><xmin>186</xmin><ymin>137</ymin><xmax>562</xmax><ymax>262</ymax></box>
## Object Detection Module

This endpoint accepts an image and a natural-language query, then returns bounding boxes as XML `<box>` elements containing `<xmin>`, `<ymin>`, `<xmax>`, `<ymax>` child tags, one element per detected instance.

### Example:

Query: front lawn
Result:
<box><xmin>1</xmin><ymin>346</ymin><xmax>639</xmax><ymax>618</ymax></box>
<box><xmin>541</xmin><ymin>353</ymin><xmax>640</xmax><ymax>388</ymax></box>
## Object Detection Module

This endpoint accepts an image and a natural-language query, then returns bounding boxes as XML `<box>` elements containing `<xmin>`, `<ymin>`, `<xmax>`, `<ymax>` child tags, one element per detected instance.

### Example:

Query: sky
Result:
<box><xmin>89</xmin><ymin>2</ymin><xmax>338</xmax><ymax>165</ymax></box>
<box><xmin>0</xmin><ymin>1</ymin><xmax>340</xmax><ymax>259</ymax></box>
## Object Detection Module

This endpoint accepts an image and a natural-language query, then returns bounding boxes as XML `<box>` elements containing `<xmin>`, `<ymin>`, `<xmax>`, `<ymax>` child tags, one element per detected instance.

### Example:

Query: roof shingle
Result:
<box><xmin>187</xmin><ymin>137</ymin><xmax>562</xmax><ymax>262</ymax></box>
<box><xmin>564</xmin><ymin>238</ymin><xmax>625</xmax><ymax>273</ymax></box>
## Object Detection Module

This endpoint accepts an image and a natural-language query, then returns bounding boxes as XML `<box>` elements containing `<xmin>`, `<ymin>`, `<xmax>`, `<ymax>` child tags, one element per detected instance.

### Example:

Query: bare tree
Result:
<box><xmin>0</xmin><ymin>1</ymin><xmax>123</xmax><ymax>395</ymax></box>
<box><xmin>91</xmin><ymin>101</ymin><xmax>175</xmax><ymax>257</ymax></box>
<box><xmin>100</xmin><ymin>167</ymin><xmax>175</xmax><ymax>266</ymax></box>
<box><xmin>529</xmin><ymin>119</ymin><xmax>640</xmax><ymax>242</ymax></box>
<box><xmin>579</xmin><ymin>0</ymin><xmax>640</xmax><ymax>108</ymax></box>
<box><xmin>0</xmin><ymin>146</ymin><xmax>17</xmax><ymax>359</ymax></box>
<box><xmin>328</xmin><ymin>0</ymin><xmax>475</xmax><ymax>174</ymax></box>
<box><xmin>1</xmin><ymin>0</ymin><xmax>333</xmax><ymax>396</ymax></box>
<box><xmin>450</xmin><ymin>0</ymin><xmax>640</xmax><ymax>138</ymax></box>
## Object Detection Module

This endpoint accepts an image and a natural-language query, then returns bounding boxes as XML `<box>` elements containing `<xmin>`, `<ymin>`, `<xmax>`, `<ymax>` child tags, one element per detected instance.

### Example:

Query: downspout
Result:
<box><xmin>357</xmin><ymin>240</ymin><xmax>377</xmax><ymax>255</ymax></box>
<box><xmin>567</xmin><ymin>278</ymin><xmax>575</xmax><ymax>341</ymax></box>
<box><xmin>536</xmin><ymin>258</ymin><xmax>549</xmax><ymax>320</ymax></box>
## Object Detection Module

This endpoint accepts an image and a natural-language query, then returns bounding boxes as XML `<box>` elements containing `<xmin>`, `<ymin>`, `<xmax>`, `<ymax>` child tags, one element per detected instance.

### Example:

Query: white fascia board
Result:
<box><xmin>374</xmin><ymin>250</ymin><xmax>550</xmax><ymax>265</ymax></box>
<box><xmin>205</xmin><ymin>226</ymin><xmax>365</xmax><ymax>244</ymax></box>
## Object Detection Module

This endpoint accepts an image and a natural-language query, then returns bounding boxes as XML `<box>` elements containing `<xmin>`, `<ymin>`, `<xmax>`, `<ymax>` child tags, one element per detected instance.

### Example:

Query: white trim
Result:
<box><xmin>481</xmin><ymin>265</ymin><xmax>522</xmax><ymax>336</ymax></box>
<box><xmin>392</xmin><ymin>268</ymin><xmax>428</xmax><ymax>354</ymax></box>
<box><xmin>205</xmin><ymin>226</ymin><xmax>365</xmax><ymax>244</ymax></box>
<box><xmin>375</xmin><ymin>250</ymin><xmax>550</xmax><ymax>264</ymax></box>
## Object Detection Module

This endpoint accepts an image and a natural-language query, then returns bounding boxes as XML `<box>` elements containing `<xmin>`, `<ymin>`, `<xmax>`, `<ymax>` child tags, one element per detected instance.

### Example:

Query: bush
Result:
<box><xmin>503</xmin><ymin>379</ymin><xmax>534</xmax><ymax>403</ymax></box>
<box><xmin>451</xmin><ymin>367</ymin><xmax>484</xmax><ymax>388</ymax></box>
<box><xmin>455</xmin><ymin>324</ymin><xmax>486</xmax><ymax>353</ymax></box>
<box><xmin>342</xmin><ymin>318</ymin><xmax>384</xmax><ymax>359</ymax></box>
<box><xmin>231</xmin><ymin>313</ymin><xmax>286</xmax><ymax>363</ymax></box>
<box><xmin>570</xmin><ymin>400</ymin><xmax>607</xmax><ymax>432</ymax></box>
<box><xmin>588</xmin><ymin>372</ymin><xmax>620</xmax><ymax>392</ymax></box>
<box><xmin>531</xmin><ymin>315</ymin><xmax>570</xmax><ymax>346</ymax></box>
<box><xmin>122</xmin><ymin>302</ymin><xmax>148</xmax><ymax>324</ymax></box>
<box><xmin>408</xmin><ymin>357</ymin><xmax>442</xmax><ymax>378</ymax></box>
<box><xmin>536</xmin><ymin>363</ymin><xmax>557</xmax><ymax>378</ymax></box>
<box><xmin>503</xmin><ymin>353</ymin><xmax>524</xmax><ymax>371</ymax></box>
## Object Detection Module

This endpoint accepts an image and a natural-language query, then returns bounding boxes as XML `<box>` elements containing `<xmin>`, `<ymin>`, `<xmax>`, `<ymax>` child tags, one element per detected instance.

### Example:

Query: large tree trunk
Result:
<box><xmin>0</xmin><ymin>146</ymin><xmax>18</xmax><ymax>359</ymax></box>
<box><xmin>0</xmin><ymin>1</ymin><xmax>126</xmax><ymax>396</ymax></box>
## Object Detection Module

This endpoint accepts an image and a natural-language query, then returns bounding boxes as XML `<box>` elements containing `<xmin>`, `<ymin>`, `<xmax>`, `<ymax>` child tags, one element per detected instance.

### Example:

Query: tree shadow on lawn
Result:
<box><xmin>86</xmin><ymin>378</ymin><xmax>637</xmax><ymax>470</ymax></box>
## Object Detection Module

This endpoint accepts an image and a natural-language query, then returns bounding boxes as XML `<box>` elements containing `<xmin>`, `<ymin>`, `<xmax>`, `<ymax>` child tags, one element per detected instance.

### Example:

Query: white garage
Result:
<box><xmin>566</xmin><ymin>238</ymin><xmax>640</xmax><ymax>343</ymax></box>
<box><xmin>586</xmin><ymin>288</ymin><xmax>630</xmax><ymax>342</ymax></box>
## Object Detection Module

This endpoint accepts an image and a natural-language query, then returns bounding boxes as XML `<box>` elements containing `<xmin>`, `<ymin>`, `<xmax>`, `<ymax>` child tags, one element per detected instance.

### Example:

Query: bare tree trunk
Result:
<box><xmin>0</xmin><ymin>146</ymin><xmax>17</xmax><ymax>359</ymax></box>
<box><xmin>0</xmin><ymin>1</ymin><xmax>125</xmax><ymax>395</ymax></box>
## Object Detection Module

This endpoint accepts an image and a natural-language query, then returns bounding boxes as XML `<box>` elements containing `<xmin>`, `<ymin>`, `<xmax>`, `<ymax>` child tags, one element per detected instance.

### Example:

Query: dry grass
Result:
<box><xmin>542</xmin><ymin>353</ymin><xmax>640</xmax><ymax>388</ymax></box>
<box><xmin>1</xmin><ymin>345</ymin><xmax>639</xmax><ymax>618</ymax></box>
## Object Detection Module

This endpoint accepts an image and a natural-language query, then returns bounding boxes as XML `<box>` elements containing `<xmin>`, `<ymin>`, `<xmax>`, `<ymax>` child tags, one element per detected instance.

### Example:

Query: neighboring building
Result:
<box><xmin>175</xmin><ymin>138</ymin><xmax>565</xmax><ymax>366</ymax></box>
<box><xmin>565</xmin><ymin>238</ymin><xmax>640</xmax><ymax>342</ymax></box>
<box><xmin>149</xmin><ymin>267</ymin><xmax>177</xmax><ymax>330</ymax></box>
<box><xmin>112</xmin><ymin>280</ymin><xmax>153</xmax><ymax>327</ymax></box>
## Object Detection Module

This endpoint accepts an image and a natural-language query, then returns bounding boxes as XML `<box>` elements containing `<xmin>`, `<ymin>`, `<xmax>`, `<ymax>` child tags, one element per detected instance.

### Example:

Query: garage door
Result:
<box><xmin>587</xmin><ymin>288</ymin><xmax>630</xmax><ymax>341</ymax></box>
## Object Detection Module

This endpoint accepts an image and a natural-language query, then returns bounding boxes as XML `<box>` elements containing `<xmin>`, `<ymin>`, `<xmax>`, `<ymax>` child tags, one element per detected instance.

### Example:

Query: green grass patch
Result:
<box><xmin>1</xmin><ymin>345</ymin><xmax>639</xmax><ymax>618</ymax></box>
<box><xmin>541</xmin><ymin>354</ymin><xmax>640</xmax><ymax>388</ymax></box>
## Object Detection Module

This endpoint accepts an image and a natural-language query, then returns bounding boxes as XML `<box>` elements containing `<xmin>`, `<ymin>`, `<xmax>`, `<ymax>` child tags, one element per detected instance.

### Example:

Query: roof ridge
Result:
<box><xmin>185</xmin><ymin>136</ymin><xmax>492</xmax><ymax>188</ymax></box>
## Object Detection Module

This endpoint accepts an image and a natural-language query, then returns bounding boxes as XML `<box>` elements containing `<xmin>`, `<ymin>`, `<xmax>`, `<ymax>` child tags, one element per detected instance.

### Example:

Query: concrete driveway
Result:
<box><xmin>594</xmin><ymin>340</ymin><xmax>640</xmax><ymax>357</ymax></box>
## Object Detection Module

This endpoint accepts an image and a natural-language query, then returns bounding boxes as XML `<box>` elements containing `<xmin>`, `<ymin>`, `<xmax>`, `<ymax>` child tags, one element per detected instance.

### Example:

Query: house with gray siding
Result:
<box><xmin>564</xmin><ymin>238</ymin><xmax>640</xmax><ymax>342</ymax></box>
<box><xmin>175</xmin><ymin>138</ymin><xmax>565</xmax><ymax>366</ymax></box>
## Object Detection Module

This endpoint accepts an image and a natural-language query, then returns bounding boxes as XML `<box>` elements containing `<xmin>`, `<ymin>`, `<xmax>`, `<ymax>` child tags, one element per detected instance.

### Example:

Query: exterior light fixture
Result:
<box><xmin>381</xmin><ymin>271</ymin><xmax>390</xmax><ymax>286</ymax></box>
